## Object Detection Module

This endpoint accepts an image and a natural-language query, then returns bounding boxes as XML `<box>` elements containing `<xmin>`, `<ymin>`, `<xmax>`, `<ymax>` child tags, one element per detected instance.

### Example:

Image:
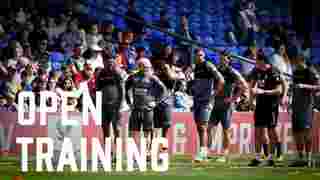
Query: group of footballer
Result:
<box><xmin>96</xmin><ymin>46</ymin><xmax>320</xmax><ymax>167</ymax></box>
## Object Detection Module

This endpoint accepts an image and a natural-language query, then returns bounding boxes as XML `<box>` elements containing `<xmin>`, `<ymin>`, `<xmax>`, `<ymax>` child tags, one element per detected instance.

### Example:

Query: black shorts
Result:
<box><xmin>154</xmin><ymin>104</ymin><xmax>172</xmax><ymax>129</ymax></box>
<box><xmin>129</xmin><ymin>109</ymin><xmax>154</xmax><ymax>131</ymax></box>
<box><xmin>102</xmin><ymin>105</ymin><xmax>121</xmax><ymax>128</ymax></box>
<box><xmin>254</xmin><ymin>107</ymin><xmax>279</xmax><ymax>128</ymax></box>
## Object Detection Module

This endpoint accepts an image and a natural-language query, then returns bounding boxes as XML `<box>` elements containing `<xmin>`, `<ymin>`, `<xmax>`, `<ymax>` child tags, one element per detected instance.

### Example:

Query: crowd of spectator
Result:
<box><xmin>0</xmin><ymin>0</ymin><xmax>318</xmax><ymax>113</ymax></box>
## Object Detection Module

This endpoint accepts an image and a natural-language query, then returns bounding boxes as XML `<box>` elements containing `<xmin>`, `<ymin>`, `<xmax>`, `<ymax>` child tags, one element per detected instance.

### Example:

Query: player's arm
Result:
<box><xmin>262</xmin><ymin>84</ymin><xmax>283</xmax><ymax>96</ymax></box>
<box><xmin>233</xmin><ymin>68</ymin><xmax>249</xmax><ymax>100</ymax></box>
<box><xmin>152</xmin><ymin>75</ymin><xmax>168</xmax><ymax>100</ymax></box>
<box><xmin>279</xmin><ymin>75</ymin><xmax>289</xmax><ymax>98</ymax></box>
<box><xmin>125</xmin><ymin>76</ymin><xmax>134</xmax><ymax>106</ymax></box>
<box><xmin>247</xmin><ymin>69</ymin><xmax>257</xmax><ymax>107</ymax></box>
<box><xmin>259</xmin><ymin>71</ymin><xmax>283</xmax><ymax>96</ymax></box>
<box><xmin>208</xmin><ymin>62</ymin><xmax>225</xmax><ymax>93</ymax></box>
<box><xmin>116</xmin><ymin>72</ymin><xmax>126</xmax><ymax>105</ymax></box>
<box><xmin>297</xmin><ymin>69</ymin><xmax>320</xmax><ymax>91</ymax></box>
<box><xmin>163</xmin><ymin>64</ymin><xmax>177</xmax><ymax>80</ymax></box>
<box><xmin>248</xmin><ymin>80</ymin><xmax>257</xmax><ymax>107</ymax></box>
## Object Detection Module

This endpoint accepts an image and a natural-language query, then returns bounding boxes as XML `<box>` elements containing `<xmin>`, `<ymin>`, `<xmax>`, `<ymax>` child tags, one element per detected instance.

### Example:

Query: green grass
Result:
<box><xmin>0</xmin><ymin>155</ymin><xmax>319</xmax><ymax>180</ymax></box>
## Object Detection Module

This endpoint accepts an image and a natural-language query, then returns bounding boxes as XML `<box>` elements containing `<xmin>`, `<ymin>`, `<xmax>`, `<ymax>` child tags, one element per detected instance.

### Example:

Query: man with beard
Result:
<box><xmin>248</xmin><ymin>51</ymin><xmax>288</xmax><ymax>166</ymax></box>
<box><xmin>152</xmin><ymin>46</ymin><xmax>181</xmax><ymax>152</ymax></box>
<box><xmin>207</xmin><ymin>50</ymin><xmax>248</xmax><ymax>163</ymax></box>
<box><xmin>96</xmin><ymin>57</ymin><xmax>125</xmax><ymax>146</ymax></box>
<box><xmin>191</xmin><ymin>48</ymin><xmax>224</xmax><ymax>162</ymax></box>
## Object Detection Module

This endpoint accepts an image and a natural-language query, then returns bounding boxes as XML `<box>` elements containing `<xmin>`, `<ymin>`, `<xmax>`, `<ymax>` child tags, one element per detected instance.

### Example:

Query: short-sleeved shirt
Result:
<box><xmin>96</xmin><ymin>69</ymin><xmax>124</xmax><ymax>106</ymax></box>
<box><xmin>126</xmin><ymin>74</ymin><xmax>165</xmax><ymax>110</ymax></box>
<box><xmin>249</xmin><ymin>67</ymin><xmax>282</xmax><ymax>109</ymax></box>
<box><xmin>192</xmin><ymin>61</ymin><xmax>221</xmax><ymax>104</ymax></box>
<box><xmin>292</xmin><ymin>66</ymin><xmax>320</xmax><ymax>113</ymax></box>
<box><xmin>215</xmin><ymin>65</ymin><xmax>240</xmax><ymax>109</ymax></box>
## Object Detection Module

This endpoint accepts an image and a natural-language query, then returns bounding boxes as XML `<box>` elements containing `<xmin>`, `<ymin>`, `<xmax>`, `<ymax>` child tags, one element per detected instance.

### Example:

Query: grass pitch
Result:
<box><xmin>0</xmin><ymin>155</ymin><xmax>319</xmax><ymax>180</ymax></box>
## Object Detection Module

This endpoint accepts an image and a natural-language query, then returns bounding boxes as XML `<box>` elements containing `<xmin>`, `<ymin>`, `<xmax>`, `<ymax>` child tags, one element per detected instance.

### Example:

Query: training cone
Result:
<box><xmin>12</xmin><ymin>176</ymin><xmax>24</xmax><ymax>180</ymax></box>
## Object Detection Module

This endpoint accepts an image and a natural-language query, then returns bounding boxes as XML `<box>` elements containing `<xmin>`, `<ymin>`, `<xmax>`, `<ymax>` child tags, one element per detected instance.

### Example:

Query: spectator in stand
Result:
<box><xmin>2</xmin><ymin>66</ymin><xmax>21</xmax><ymax>104</ymax></box>
<box><xmin>59</xmin><ymin>77</ymin><xmax>78</xmax><ymax>111</ymax></box>
<box><xmin>20</xmin><ymin>68</ymin><xmax>33</xmax><ymax>91</ymax></box>
<box><xmin>269</xmin><ymin>40</ymin><xmax>293</xmax><ymax>79</ymax></box>
<box><xmin>71</xmin><ymin>47</ymin><xmax>86</xmax><ymax>71</ymax></box>
<box><xmin>17</xmin><ymin>29</ymin><xmax>31</xmax><ymax>49</ymax></box>
<box><xmin>155</xmin><ymin>10</ymin><xmax>171</xmax><ymax>30</ymax></box>
<box><xmin>86</xmin><ymin>23</ymin><xmax>103</xmax><ymax>50</ymax></box>
<box><xmin>125</xmin><ymin>0</ymin><xmax>145</xmax><ymax>36</ymax></box>
<box><xmin>176</xmin><ymin>15</ymin><xmax>196</xmax><ymax>69</ymax></box>
<box><xmin>74</xmin><ymin>63</ymin><xmax>96</xmax><ymax>98</ymax></box>
<box><xmin>174</xmin><ymin>80</ymin><xmax>192</xmax><ymax>112</ymax></box>
<box><xmin>242</xmin><ymin>41</ymin><xmax>258</xmax><ymax>77</ymax></box>
<box><xmin>83</xmin><ymin>44</ymin><xmax>104</xmax><ymax>71</ymax></box>
<box><xmin>28</xmin><ymin>18</ymin><xmax>48</xmax><ymax>50</ymax></box>
<box><xmin>47</xmin><ymin>17</ymin><xmax>60</xmax><ymax>47</ymax></box>
<box><xmin>55</xmin><ymin>13</ymin><xmax>68</xmax><ymax>37</ymax></box>
<box><xmin>233</xmin><ymin>0</ymin><xmax>259</xmax><ymax>44</ymax></box>
<box><xmin>301</xmin><ymin>34</ymin><xmax>311</xmax><ymax>65</ymax></box>
<box><xmin>34</xmin><ymin>39</ymin><xmax>50</xmax><ymax>69</ymax></box>
<box><xmin>0</xmin><ymin>95</ymin><xmax>7</xmax><ymax>111</ymax></box>
<box><xmin>5</xmin><ymin>93</ymin><xmax>18</xmax><ymax>112</ymax></box>
<box><xmin>60</xmin><ymin>19</ymin><xmax>82</xmax><ymax>56</ymax></box>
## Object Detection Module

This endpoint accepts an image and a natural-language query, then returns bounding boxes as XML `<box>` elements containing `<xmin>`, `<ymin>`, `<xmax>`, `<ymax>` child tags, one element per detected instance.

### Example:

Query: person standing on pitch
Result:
<box><xmin>207</xmin><ymin>50</ymin><xmax>248</xmax><ymax>163</ymax></box>
<box><xmin>248</xmin><ymin>51</ymin><xmax>288</xmax><ymax>166</ymax></box>
<box><xmin>125</xmin><ymin>58</ymin><xmax>167</xmax><ymax>158</ymax></box>
<box><xmin>289</xmin><ymin>53</ymin><xmax>320</xmax><ymax>167</ymax></box>
<box><xmin>191</xmin><ymin>48</ymin><xmax>225</xmax><ymax>162</ymax></box>
<box><xmin>96</xmin><ymin>57</ymin><xmax>125</xmax><ymax>144</ymax></box>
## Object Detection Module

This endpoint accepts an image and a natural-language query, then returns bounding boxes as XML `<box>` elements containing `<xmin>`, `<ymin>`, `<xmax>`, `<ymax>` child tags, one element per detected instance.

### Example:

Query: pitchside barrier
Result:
<box><xmin>0</xmin><ymin>112</ymin><xmax>319</xmax><ymax>157</ymax></box>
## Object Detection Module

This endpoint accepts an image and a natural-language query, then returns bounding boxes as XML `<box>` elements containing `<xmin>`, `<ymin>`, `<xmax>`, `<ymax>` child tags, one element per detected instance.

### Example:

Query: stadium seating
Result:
<box><xmin>76</xmin><ymin>0</ymin><xmax>298</xmax><ymax>67</ymax></box>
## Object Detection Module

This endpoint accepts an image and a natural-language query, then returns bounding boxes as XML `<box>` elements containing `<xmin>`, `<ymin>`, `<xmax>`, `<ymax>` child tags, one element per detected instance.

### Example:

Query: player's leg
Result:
<box><xmin>267</xmin><ymin>110</ymin><xmax>281</xmax><ymax>164</ymax></box>
<box><xmin>289</xmin><ymin>129</ymin><xmax>306</xmax><ymax>167</ymax></box>
<box><xmin>101</xmin><ymin>107</ymin><xmax>112</xmax><ymax>142</ymax></box>
<box><xmin>143</xmin><ymin>109</ymin><xmax>154</xmax><ymax>161</ymax></box>
<box><xmin>152</xmin><ymin>106</ymin><xmax>161</xmax><ymax>142</ymax></box>
<box><xmin>218</xmin><ymin>108</ymin><xmax>233</xmax><ymax>163</ymax></box>
<box><xmin>111</xmin><ymin>109</ymin><xmax>121</xmax><ymax>139</ymax></box>
<box><xmin>290</xmin><ymin>109</ymin><xmax>313</xmax><ymax>167</ymax></box>
<box><xmin>159</xmin><ymin>105</ymin><xmax>172</xmax><ymax>153</ymax></box>
<box><xmin>249</xmin><ymin>111</ymin><xmax>269</xmax><ymax>166</ymax></box>
<box><xmin>207</xmin><ymin>108</ymin><xmax>220</xmax><ymax>150</ymax></box>
<box><xmin>194</xmin><ymin>105</ymin><xmax>212</xmax><ymax>162</ymax></box>
<box><xmin>303</xmin><ymin>128</ymin><xmax>312</xmax><ymax>166</ymax></box>
<box><xmin>129</xmin><ymin>110</ymin><xmax>142</xmax><ymax>143</ymax></box>
<box><xmin>161</xmin><ymin>105</ymin><xmax>172</xmax><ymax>139</ymax></box>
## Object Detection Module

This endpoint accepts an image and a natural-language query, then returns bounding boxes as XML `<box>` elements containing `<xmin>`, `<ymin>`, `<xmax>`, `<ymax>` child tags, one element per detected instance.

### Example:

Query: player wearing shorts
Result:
<box><xmin>125</xmin><ymin>58</ymin><xmax>167</xmax><ymax>156</ymax></box>
<box><xmin>208</xmin><ymin>50</ymin><xmax>248</xmax><ymax>163</ymax></box>
<box><xmin>191</xmin><ymin>48</ymin><xmax>224</xmax><ymax>162</ymax></box>
<box><xmin>152</xmin><ymin>51</ymin><xmax>181</xmax><ymax>144</ymax></box>
<box><xmin>289</xmin><ymin>54</ymin><xmax>320</xmax><ymax>167</ymax></box>
<box><xmin>96</xmin><ymin>58</ymin><xmax>125</xmax><ymax>143</ymax></box>
<box><xmin>248</xmin><ymin>51</ymin><xmax>288</xmax><ymax>166</ymax></box>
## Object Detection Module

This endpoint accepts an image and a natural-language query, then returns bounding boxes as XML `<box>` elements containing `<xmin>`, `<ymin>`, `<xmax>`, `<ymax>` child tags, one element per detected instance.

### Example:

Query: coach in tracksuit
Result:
<box><xmin>191</xmin><ymin>48</ymin><xmax>225</xmax><ymax>162</ymax></box>
<box><xmin>208</xmin><ymin>50</ymin><xmax>248</xmax><ymax>163</ymax></box>
<box><xmin>289</xmin><ymin>53</ymin><xmax>320</xmax><ymax>167</ymax></box>
<box><xmin>125</xmin><ymin>58</ymin><xmax>167</xmax><ymax>155</ymax></box>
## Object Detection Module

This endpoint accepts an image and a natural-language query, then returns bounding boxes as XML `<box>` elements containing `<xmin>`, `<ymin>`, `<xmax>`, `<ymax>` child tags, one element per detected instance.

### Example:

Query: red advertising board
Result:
<box><xmin>0</xmin><ymin>112</ymin><xmax>319</xmax><ymax>157</ymax></box>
